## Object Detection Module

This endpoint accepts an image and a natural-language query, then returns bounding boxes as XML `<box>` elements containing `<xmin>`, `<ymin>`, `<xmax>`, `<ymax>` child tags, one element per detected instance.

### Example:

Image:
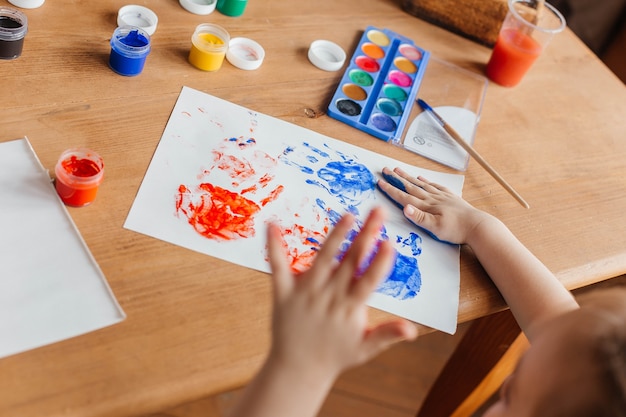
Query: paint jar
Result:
<box><xmin>0</xmin><ymin>7</ymin><xmax>27</xmax><ymax>60</ymax></box>
<box><xmin>216</xmin><ymin>0</ymin><xmax>248</xmax><ymax>17</ymax></box>
<box><xmin>188</xmin><ymin>23</ymin><xmax>229</xmax><ymax>71</ymax></box>
<box><xmin>55</xmin><ymin>148</ymin><xmax>105</xmax><ymax>207</ymax></box>
<box><xmin>7</xmin><ymin>0</ymin><xmax>45</xmax><ymax>8</ymax></box>
<box><xmin>109</xmin><ymin>26</ymin><xmax>151</xmax><ymax>76</ymax></box>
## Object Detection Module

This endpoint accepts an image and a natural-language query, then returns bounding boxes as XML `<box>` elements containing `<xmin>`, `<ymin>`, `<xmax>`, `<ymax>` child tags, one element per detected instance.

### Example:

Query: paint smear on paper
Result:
<box><xmin>176</xmin><ymin>137</ymin><xmax>284</xmax><ymax>241</ymax></box>
<box><xmin>176</xmin><ymin>137</ymin><xmax>424</xmax><ymax>300</ymax></box>
<box><xmin>266</xmin><ymin>220</ymin><xmax>330</xmax><ymax>273</ymax></box>
<box><xmin>281</xmin><ymin>143</ymin><xmax>423</xmax><ymax>299</ymax></box>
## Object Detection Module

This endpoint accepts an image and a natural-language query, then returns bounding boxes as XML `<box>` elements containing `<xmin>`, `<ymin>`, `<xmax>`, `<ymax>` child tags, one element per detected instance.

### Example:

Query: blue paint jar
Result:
<box><xmin>109</xmin><ymin>26</ymin><xmax>151</xmax><ymax>76</ymax></box>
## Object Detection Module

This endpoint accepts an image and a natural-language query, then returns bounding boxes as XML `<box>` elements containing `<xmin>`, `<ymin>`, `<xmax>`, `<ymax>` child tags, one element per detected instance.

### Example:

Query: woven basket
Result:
<box><xmin>402</xmin><ymin>0</ymin><xmax>509</xmax><ymax>47</ymax></box>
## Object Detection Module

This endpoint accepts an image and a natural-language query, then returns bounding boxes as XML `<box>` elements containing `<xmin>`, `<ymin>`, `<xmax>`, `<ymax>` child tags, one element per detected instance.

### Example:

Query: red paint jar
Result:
<box><xmin>54</xmin><ymin>148</ymin><xmax>104</xmax><ymax>207</ymax></box>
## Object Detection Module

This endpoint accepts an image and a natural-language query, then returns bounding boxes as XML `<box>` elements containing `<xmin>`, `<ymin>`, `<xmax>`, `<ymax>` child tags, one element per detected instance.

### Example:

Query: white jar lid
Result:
<box><xmin>226</xmin><ymin>37</ymin><xmax>265</xmax><ymax>70</ymax></box>
<box><xmin>179</xmin><ymin>0</ymin><xmax>217</xmax><ymax>15</ymax></box>
<box><xmin>308</xmin><ymin>40</ymin><xmax>346</xmax><ymax>72</ymax></box>
<box><xmin>7</xmin><ymin>0</ymin><xmax>45</xmax><ymax>9</ymax></box>
<box><xmin>117</xmin><ymin>5</ymin><xmax>158</xmax><ymax>36</ymax></box>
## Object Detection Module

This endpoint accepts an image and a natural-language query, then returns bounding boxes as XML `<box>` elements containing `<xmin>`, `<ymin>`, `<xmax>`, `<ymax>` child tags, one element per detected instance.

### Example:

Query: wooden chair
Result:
<box><xmin>416</xmin><ymin>309</ymin><xmax>529</xmax><ymax>417</ymax></box>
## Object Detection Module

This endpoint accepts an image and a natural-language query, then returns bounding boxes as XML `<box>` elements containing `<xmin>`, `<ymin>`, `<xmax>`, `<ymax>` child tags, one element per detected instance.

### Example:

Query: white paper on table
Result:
<box><xmin>0</xmin><ymin>138</ymin><xmax>125</xmax><ymax>359</ymax></box>
<box><xmin>125</xmin><ymin>87</ymin><xmax>465</xmax><ymax>334</ymax></box>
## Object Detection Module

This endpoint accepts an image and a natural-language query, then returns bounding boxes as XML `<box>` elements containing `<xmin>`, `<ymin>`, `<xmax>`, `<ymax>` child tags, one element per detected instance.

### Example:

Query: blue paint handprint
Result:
<box><xmin>280</xmin><ymin>141</ymin><xmax>423</xmax><ymax>300</ymax></box>
<box><xmin>281</xmin><ymin>142</ymin><xmax>376</xmax><ymax>213</ymax></box>
<box><xmin>379</xmin><ymin>232</ymin><xmax>422</xmax><ymax>300</ymax></box>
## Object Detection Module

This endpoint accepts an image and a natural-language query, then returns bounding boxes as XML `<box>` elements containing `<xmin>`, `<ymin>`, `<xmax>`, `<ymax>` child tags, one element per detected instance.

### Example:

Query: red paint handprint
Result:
<box><xmin>265</xmin><ymin>215</ymin><xmax>331</xmax><ymax>274</ymax></box>
<box><xmin>176</xmin><ymin>137</ymin><xmax>284</xmax><ymax>241</ymax></box>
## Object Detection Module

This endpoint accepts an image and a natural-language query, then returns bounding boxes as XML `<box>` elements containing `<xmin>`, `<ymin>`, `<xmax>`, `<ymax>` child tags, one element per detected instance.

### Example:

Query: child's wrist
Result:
<box><xmin>465</xmin><ymin>211</ymin><xmax>499</xmax><ymax>247</ymax></box>
<box><xmin>266</xmin><ymin>350</ymin><xmax>339</xmax><ymax>384</ymax></box>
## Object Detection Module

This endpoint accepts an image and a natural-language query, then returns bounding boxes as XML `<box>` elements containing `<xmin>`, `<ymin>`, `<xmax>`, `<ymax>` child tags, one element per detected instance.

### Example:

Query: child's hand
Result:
<box><xmin>266</xmin><ymin>207</ymin><xmax>418</xmax><ymax>384</ymax></box>
<box><xmin>377</xmin><ymin>167</ymin><xmax>490</xmax><ymax>244</ymax></box>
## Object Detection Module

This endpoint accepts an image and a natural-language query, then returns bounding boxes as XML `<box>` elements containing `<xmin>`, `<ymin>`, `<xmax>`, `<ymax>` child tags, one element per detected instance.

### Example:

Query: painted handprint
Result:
<box><xmin>280</xmin><ymin>141</ymin><xmax>423</xmax><ymax>300</ymax></box>
<box><xmin>176</xmin><ymin>136</ymin><xmax>332</xmax><ymax>271</ymax></box>
<box><xmin>176</xmin><ymin>137</ymin><xmax>284</xmax><ymax>240</ymax></box>
<box><xmin>281</xmin><ymin>142</ymin><xmax>376</xmax><ymax>213</ymax></box>
<box><xmin>378</xmin><ymin>232</ymin><xmax>422</xmax><ymax>299</ymax></box>
<box><xmin>265</xmin><ymin>218</ymin><xmax>330</xmax><ymax>274</ymax></box>
<box><xmin>315</xmin><ymin>199</ymin><xmax>423</xmax><ymax>300</ymax></box>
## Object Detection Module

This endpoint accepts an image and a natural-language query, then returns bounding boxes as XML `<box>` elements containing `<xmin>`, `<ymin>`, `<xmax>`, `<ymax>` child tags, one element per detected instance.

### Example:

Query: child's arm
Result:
<box><xmin>227</xmin><ymin>207</ymin><xmax>418</xmax><ymax>417</ymax></box>
<box><xmin>377</xmin><ymin>167</ymin><xmax>579</xmax><ymax>341</ymax></box>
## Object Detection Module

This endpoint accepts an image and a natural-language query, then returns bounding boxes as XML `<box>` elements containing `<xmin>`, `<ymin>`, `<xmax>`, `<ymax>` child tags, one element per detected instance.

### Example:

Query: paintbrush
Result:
<box><xmin>416</xmin><ymin>98</ymin><xmax>530</xmax><ymax>209</ymax></box>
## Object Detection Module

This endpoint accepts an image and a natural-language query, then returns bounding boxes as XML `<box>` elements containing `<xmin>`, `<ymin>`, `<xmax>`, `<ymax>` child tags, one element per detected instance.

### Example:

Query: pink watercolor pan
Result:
<box><xmin>326</xmin><ymin>26</ymin><xmax>430</xmax><ymax>142</ymax></box>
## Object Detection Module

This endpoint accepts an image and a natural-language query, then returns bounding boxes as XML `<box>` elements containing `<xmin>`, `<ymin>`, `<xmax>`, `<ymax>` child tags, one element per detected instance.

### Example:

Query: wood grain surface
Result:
<box><xmin>1</xmin><ymin>1</ymin><xmax>625</xmax><ymax>416</ymax></box>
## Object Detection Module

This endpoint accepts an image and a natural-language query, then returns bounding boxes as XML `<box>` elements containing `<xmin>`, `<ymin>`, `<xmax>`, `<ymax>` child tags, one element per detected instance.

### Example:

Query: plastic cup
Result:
<box><xmin>188</xmin><ymin>23</ymin><xmax>229</xmax><ymax>71</ymax></box>
<box><xmin>0</xmin><ymin>7</ymin><xmax>27</xmax><ymax>60</ymax></box>
<box><xmin>109</xmin><ymin>26</ymin><xmax>151</xmax><ymax>76</ymax></box>
<box><xmin>55</xmin><ymin>148</ymin><xmax>105</xmax><ymax>207</ymax></box>
<box><xmin>485</xmin><ymin>0</ymin><xmax>565</xmax><ymax>87</ymax></box>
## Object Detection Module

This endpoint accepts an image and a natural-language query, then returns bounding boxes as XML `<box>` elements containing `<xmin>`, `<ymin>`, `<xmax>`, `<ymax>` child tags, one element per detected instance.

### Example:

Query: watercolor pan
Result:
<box><xmin>326</xmin><ymin>26</ymin><xmax>430</xmax><ymax>142</ymax></box>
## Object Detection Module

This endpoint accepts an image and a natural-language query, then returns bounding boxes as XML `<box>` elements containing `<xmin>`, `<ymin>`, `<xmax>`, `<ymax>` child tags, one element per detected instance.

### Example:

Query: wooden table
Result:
<box><xmin>1</xmin><ymin>1</ymin><xmax>625</xmax><ymax>416</ymax></box>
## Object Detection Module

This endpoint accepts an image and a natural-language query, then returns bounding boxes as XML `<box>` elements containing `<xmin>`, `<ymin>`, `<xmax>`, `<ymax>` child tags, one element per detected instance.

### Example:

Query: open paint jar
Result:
<box><xmin>109</xmin><ymin>26</ymin><xmax>151</xmax><ymax>76</ymax></box>
<box><xmin>55</xmin><ymin>148</ymin><xmax>105</xmax><ymax>207</ymax></box>
<box><xmin>188</xmin><ymin>23</ymin><xmax>229</xmax><ymax>71</ymax></box>
<box><xmin>0</xmin><ymin>7</ymin><xmax>27</xmax><ymax>60</ymax></box>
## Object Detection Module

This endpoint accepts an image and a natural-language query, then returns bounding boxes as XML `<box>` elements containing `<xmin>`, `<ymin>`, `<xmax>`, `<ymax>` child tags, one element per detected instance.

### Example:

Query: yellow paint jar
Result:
<box><xmin>188</xmin><ymin>23</ymin><xmax>229</xmax><ymax>71</ymax></box>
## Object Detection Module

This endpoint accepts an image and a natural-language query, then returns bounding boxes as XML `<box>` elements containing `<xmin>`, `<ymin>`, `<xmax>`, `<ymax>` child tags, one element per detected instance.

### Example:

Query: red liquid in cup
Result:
<box><xmin>486</xmin><ymin>28</ymin><xmax>542</xmax><ymax>87</ymax></box>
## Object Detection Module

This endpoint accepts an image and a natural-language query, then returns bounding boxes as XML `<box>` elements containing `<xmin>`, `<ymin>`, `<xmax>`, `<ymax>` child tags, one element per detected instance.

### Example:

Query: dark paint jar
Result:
<box><xmin>109</xmin><ymin>26</ymin><xmax>151</xmax><ymax>76</ymax></box>
<box><xmin>0</xmin><ymin>7</ymin><xmax>27</xmax><ymax>60</ymax></box>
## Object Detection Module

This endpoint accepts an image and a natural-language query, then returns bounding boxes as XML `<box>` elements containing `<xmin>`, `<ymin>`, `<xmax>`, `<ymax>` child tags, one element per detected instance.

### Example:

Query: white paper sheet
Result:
<box><xmin>0</xmin><ymin>138</ymin><xmax>125</xmax><ymax>359</ymax></box>
<box><xmin>125</xmin><ymin>87</ymin><xmax>464</xmax><ymax>333</ymax></box>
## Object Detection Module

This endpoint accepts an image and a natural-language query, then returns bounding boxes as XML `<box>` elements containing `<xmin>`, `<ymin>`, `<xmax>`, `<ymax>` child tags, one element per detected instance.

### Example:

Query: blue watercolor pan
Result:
<box><xmin>327</xmin><ymin>26</ymin><xmax>430</xmax><ymax>142</ymax></box>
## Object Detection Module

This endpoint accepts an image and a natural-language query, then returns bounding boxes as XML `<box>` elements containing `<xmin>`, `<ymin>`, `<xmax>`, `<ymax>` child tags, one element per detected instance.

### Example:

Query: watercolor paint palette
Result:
<box><xmin>326</xmin><ymin>26</ymin><xmax>431</xmax><ymax>142</ymax></box>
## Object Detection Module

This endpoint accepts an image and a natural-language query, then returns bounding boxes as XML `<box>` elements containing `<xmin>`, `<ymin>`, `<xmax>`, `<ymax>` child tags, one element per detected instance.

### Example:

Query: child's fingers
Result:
<box><xmin>381</xmin><ymin>168</ymin><xmax>429</xmax><ymax>201</ymax></box>
<box><xmin>333</xmin><ymin>208</ymin><xmax>386</xmax><ymax>293</ymax></box>
<box><xmin>377</xmin><ymin>178</ymin><xmax>407</xmax><ymax>209</ymax></box>
<box><xmin>266</xmin><ymin>223</ymin><xmax>293</xmax><ymax>302</ymax></box>
<box><xmin>403</xmin><ymin>204</ymin><xmax>431</xmax><ymax>229</ymax></box>
<box><xmin>305</xmin><ymin>212</ymin><xmax>355</xmax><ymax>287</ymax></box>
<box><xmin>415</xmin><ymin>175</ymin><xmax>449</xmax><ymax>193</ymax></box>
<box><xmin>349</xmin><ymin>239</ymin><xmax>395</xmax><ymax>303</ymax></box>
<box><xmin>393</xmin><ymin>167</ymin><xmax>451</xmax><ymax>195</ymax></box>
<box><xmin>360</xmin><ymin>320</ymin><xmax>418</xmax><ymax>362</ymax></box>
<box><xmin>378</xmin><ymin>170</ymin><xmax>428</xmax><ymax>210</ymax></box>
